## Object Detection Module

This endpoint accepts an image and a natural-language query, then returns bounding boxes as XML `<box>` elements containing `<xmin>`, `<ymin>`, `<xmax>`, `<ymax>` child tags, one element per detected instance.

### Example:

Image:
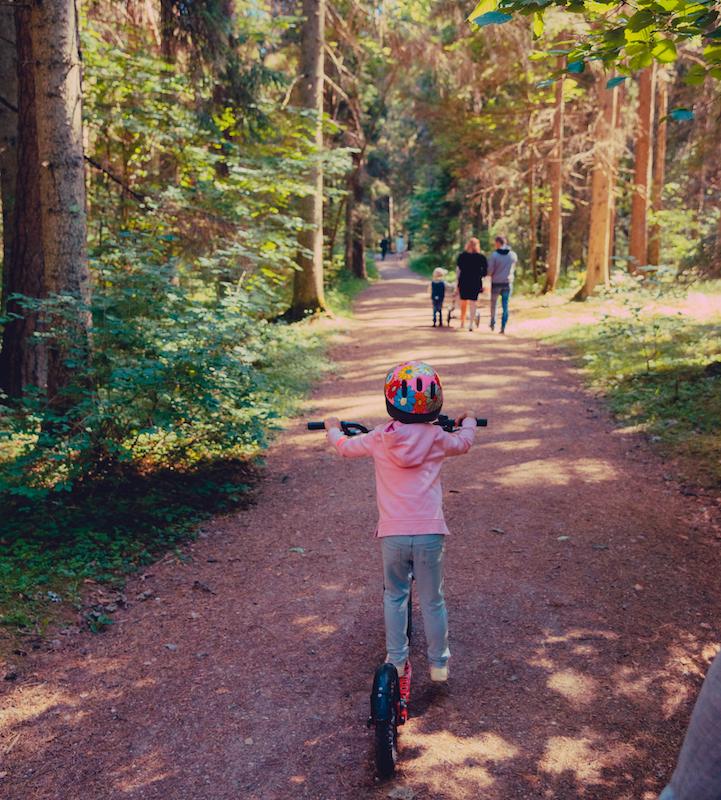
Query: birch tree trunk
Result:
<box><xmin>629</xmin><ymin>64</ymin><xmax>656</xmax><ymax>272</ymax></box>
<box><xmin>543</xmin><ymin>60</ymin><xmax>565</xmax><ymax>294</ymax></box>
<box><xmin>648</xmin><ymin>71</ymin><xmax>669</xmax><ymax>267</ymax></box>
<box><xmin>0</xmin><ymin>6</ymin><xmax>46</xmax><ymax>397</ymax></box>
<box><xmin>290</xmin><ymin>0</ymin><xmax>326</xmax><ymax>318</ymax></box>
<box><xmin>30</xmin><ymin>0</ymin><xmax>90</xmax><ymax>408</ymax></box>
<box><xmin>575</xmin><ymin>72</ymin><xmax>618</xmax><ymax>300</ymax></box>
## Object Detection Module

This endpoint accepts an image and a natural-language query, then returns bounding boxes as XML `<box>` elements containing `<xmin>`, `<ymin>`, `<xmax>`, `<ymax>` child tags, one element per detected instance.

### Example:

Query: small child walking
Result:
<box><xmin>430</xmin><ymin>268</ymin><xmax>446</xmax><ymax>327</ymax></box>
<box><xmin>324</xmin><ymin>361</ymin><xmax>477</xmax><ymax>697</ymax></box>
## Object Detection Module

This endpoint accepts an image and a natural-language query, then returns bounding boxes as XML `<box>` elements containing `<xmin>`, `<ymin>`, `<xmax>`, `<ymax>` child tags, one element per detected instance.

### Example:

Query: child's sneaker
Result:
<box><xmin>430</xmin><ymin>664</ymin><xmax>448</xmax><ymax>683</ymax></box>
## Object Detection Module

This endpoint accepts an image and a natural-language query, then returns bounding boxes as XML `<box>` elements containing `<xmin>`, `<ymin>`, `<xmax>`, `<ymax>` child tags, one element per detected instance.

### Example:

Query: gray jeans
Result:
<box><xmin>658</xmin><ymin>652</ymin><xmax>721</xmax><ymax>800</ymax></box>
<box><xmin>381</xmin><ymin>534</ymin><xmax>450</xmax><ymax>670</ymax></box>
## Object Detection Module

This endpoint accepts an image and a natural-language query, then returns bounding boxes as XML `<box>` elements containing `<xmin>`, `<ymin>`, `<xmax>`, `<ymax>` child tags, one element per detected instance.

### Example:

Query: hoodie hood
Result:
<box><xmin>379</xmin><ymin>420</ymin><xmax>437</xmax><ymax>468</ymax></box>
<box><xmin>496</xmin><ymin>248</ymin><xmax>510</xmax><ymax>255</ymax></box>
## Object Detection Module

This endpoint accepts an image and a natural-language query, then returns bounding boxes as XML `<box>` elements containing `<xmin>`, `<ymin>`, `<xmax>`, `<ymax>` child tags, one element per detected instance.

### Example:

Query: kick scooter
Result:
<box><xmin>307</xmin><ymin>414</ymin><xmax>487</xmax><ymax>777</ymax></box>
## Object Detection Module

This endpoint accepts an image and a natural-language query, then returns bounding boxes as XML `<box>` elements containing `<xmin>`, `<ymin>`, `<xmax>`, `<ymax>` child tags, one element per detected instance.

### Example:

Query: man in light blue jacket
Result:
<box><xmin>486</xmin><ymin>235</ymin><xmax>518</xmax><ymax>334</ymax></box>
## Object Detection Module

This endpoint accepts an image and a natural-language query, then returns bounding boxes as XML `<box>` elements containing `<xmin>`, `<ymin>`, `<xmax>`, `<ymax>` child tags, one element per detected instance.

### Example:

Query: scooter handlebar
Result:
<box><xmin>307</xmin><ymin>417</ymin><xmax>487</xmax><ymax>435</ymax></box>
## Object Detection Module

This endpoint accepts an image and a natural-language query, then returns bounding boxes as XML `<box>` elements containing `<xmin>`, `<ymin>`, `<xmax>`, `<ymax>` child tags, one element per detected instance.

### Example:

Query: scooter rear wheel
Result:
<box><xmin>371</xmin><ymin>663</ymin><xmax>400</xmax><ymax>778</ymax></box>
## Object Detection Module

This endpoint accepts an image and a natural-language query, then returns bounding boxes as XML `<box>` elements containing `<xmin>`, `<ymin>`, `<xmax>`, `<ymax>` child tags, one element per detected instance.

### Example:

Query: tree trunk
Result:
<box><xmin>0</xmin><ymin>5</ymin><xmax>46</xmax><ymax>397</ymax></box>
<box><xmin>648</xmin><ymin>71</ymin><xmax>668</xmax><ymax>267</ymax></box>
<box><xmin>30</xmin><ymin>0</ymin><xmax>90</xmax><ymax>409</ymax></box>
<box><xmin>527</xmin><ymin>141</ymin><xmax>537</xmax><ymax>280</ymax></box>
<box><xmin>0</xmin><ymin>5</ymin><xmax>17</xmax><ymax>297</ymax></box>
<box><xmin>575</xmin><ymin>71</ymin><xmax>618</xmax><ymax>301</ymax></box>
<box><xmin>290</xmin><ymin>0</ymin><xmax>326</xmax><ymax>318</ymax></box>
<box><xmin>543</xmin><ymin>59</ymin><xmax>565</xmax><ymax>294</ymax></box>
<box><xmin>608</xmin><ymin>82</ymin><xmax>625</xmax><ymax>271</ymax></box>
<box><xmin>629</xmin><ymin>64</ymin><xmax>656</xmax><ymax>273</ymax></box>
<box><xmin>344</xmin><ymin>153</ymin><xmax>366</xmax><ymax>279</ymax></box>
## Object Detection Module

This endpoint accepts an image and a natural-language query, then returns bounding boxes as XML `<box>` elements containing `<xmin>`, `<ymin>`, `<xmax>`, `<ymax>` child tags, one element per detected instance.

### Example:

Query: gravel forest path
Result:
<box><xmin>2</xmin><ymin>256</ymin><xmax>720</xmax><ymax>800</ymax></box>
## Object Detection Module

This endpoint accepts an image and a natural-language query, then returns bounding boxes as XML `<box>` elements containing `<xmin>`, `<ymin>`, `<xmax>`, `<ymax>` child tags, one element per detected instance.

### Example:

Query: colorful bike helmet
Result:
<box><xmin>384</xmin><ymin>361</ymin><xmax>443</xmax><ymax>424</ymax></box>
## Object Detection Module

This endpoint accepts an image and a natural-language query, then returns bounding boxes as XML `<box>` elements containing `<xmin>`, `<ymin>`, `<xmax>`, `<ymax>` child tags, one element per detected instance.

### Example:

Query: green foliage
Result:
<box><xmin>469</xmin><ymin>0</ymin><xmax>721</xmax><ymax>75</ymax></box>
<box><xmin>548</xmin><ymin>298</ymin><xmax>721</xmax><ymax>487</ymax></box>
<box><xmin>407</xmin><ymin>168</ymin><xmax>462</xmax><ymax>272</ymax></box>
<box><xmin>325</xmin><ymin>256</ymin><xmax>379</xmax><ymax>315</ymax></box>
<box><xmin>0</xmin><ymin>459</ymin><xmax>256</xmax><ymax>632</ymax></box>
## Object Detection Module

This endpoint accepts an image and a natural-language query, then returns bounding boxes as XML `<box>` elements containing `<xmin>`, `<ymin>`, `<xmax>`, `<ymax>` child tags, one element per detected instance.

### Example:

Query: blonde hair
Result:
<box><xmin>432</xmin><ymin>268</ymin><xmax>445</xmax><ymax>280</ymax></box>
<box><xmin>465</xmin><ymin>237</ymin><xmax>481</xmax><ymax>254</ymax></box>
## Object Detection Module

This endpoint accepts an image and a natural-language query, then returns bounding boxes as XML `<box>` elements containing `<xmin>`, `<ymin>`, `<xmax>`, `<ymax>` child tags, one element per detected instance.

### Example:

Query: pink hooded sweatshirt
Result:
<box><xmin>327</xmin><ymin>418</ymin><xmax>476</xmax><ymax>536</ymax></box>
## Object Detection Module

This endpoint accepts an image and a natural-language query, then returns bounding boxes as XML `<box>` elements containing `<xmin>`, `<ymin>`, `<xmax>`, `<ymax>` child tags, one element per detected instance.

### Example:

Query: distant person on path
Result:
<box><xmin>380</xmin><ymin>236</ymin><xmax>390</xmax><ymax>260</ymax></box>
<box><xmin>659</xmin><ymin>652</ymin><xmax>721</xmax><ymax>800</ymax></box>
<box><xmin>455</xmin><ymin>237</ymin><xmax>487</xmax><ymax>331</ymax></box>
<box><xmin>487</xmin><ymin>235</ymin><xmax>517</xmax><ymax>334</ymax></box>
<box><xmin>325</xmin><ymin>361</ymin><xmax>478</xmax><ymax>690</ymax></box>
<box><xmin>430</xmin><ymin>268</ymin><xmax>446</xmax><ymax>327</ymax></box>
<box><xmin>396</xmin><ymin>233</ymin><xmax>405</xmax><ymax>255</ymax></box>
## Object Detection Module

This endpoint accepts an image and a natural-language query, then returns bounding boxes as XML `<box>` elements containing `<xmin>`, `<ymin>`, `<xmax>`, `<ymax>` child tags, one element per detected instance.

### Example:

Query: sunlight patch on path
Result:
<box><xmin>547</xmin><ymin>669</ymin><xmax>599</xmax><ymax>707</ymax></box>
<box><xmin>539</xmin><ymin>731</ymin><xmax>639</xmax><ymax>784</ymax></box>
<box><xmin>401</xmin><ymin>729</ymin><xmax>518</xmax><ymax>797</ymax></box>
<box><xmin>491</xmin><ymin>457</ymin><xmax>617</xmax><ymax>488</ymax></box>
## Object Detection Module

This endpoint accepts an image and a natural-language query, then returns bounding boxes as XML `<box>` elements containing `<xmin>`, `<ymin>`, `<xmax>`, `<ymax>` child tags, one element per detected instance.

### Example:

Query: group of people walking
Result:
<box><xmin>430</xmin><ymin>236</ymin><xmax>518</xmax><ymax>334</ymax></box>
<box><xmin>380</xmin><ymin>233</ymin><xmax>410</xmax><ymax>260</ymax></box>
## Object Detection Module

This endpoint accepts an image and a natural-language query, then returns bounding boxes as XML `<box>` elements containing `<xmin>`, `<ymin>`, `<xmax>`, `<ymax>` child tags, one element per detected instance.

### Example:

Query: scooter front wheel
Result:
<box><xmin>370</xmin><ymin>663</ymin><xmax>400</xmax><ymax>778</ymax></box>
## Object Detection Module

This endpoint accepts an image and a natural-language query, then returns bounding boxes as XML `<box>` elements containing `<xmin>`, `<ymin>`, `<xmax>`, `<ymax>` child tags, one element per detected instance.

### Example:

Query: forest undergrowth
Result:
<box><xmin>543</xmin><ymin>278</ymin><xmax>721</xmax><ymax>490</ymax></box>
<box><xmin>0</xmin><ymin>274</ymin><xmax>370</xmax><ymax>651</ymax></box>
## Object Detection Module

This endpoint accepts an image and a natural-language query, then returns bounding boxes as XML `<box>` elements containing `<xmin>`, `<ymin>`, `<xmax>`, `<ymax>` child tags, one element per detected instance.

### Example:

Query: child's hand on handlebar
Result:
<box><xmin>455</xmin><ymin>411</ymin><xmax>477</xmax><ymax>427</ymax></box>
<box><xmin>325</xmin><ymin>416</ymin><xmax>341</xmax><ymax>432</ymax></box>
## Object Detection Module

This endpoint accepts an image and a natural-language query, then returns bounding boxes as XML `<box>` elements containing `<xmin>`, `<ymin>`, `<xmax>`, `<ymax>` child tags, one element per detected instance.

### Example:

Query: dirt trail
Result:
<box><xmin>2</xmin><ymin>258</ymin><xmax>720</xmax><ymax>800</ymax></box>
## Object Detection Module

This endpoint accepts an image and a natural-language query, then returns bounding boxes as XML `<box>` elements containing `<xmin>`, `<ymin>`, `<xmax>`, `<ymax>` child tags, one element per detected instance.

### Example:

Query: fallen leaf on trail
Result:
<box><xmin>136</xmin><ymin>590</ymin><xmax>154</xmax><ymax>601</ymax></box>
<box><xmin>245</xmin><ymin>737</ymin><xmax>254</xmax><ymax>745</ymax></box>
<box><xmin>557</xmin><ymin>535</ymin><xmax>570</xmax><ymax>541</ymax></box>
<box><xmin>164</xmin><ymin>643</ymin><xmax>178</xmax><ymax>651</ymax></box>
<box><xmin>289</xmin><ymin>547</ymin><xmax>305</xmax><ymax>554</ymax></box>
<box><xmin>491</xmin><ymin>527</ymin><xmax>505</xmax><ymax>534</ymax></box>
<box><xmin>192</xmin><ymin>580</ymin><xmax>216</xmax><ymax>594</ymax></box>
<box><xmin>592</xmin><ymin>543</ymin><xmax>609</xmax><ymax>550</ymax></box>
<box><xmin>700</xmin><ymin>622</ymin><xmax>712</xmax><ymax>630</ymax></box>
<box><xmin>448</xmin><ymin>489</ymin><xmax>461</xmax><ymax>494</ymax></box>
<box><xmin>634</xmin><ymin>584</ymin><xmax>644</xmax><ymax>591</ymax></box>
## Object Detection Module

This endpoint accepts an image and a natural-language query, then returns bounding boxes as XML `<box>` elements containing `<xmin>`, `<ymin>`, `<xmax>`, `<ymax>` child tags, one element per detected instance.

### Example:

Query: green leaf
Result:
<box><xmin>603</xmin><ymin>27</ymin><xmax>626</xmax><ymax>46</ymax></box>
<box><xmin>627</xmin><ymin>9</ymin><xmax>655</xmax><ymax>32</ymax></box>
<box><xmin>669</xmin><ymin>107</ymin><xmax>694</xmax><ymax>121</ymax></box>
<box><xmin>532</xmin><ymin>11</ymin><xmax>544</xmax><ymax>38</ymax></box>
<box><xmin>467</xmin><ymin>0</ymin><xmax>498</xmax><ymax>22</ymax></box>
<box><xmin>703</xmin><ymin>44</ymin><xmax>721</xmax><ymax>64</ymax></box>
<box><xmin>651</xmin><ymin>38</ymin><xmax>677</xmax><ymax>62</ymax></box>
<box><xmin>567</xmin><ymin>59</ymin><xmax>585</xmax><ymax>73</ymax></box>
<box><xmin>684</xmin><ymin>64</ymin><xmax>708</xmax><ymax>84</ymax></box>
<box><xmin>472</xmin><ymin>10</ymin><xmax>513</xmax><ymax>25</ymax></box>
<box><xmin>606</xmin><ymin>75</ymin><xmax>627</xmax><ymax>88</ymax></box>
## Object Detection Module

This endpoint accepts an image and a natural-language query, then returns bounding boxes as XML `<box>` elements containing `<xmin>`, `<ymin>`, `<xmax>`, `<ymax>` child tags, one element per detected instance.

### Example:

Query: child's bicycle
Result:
<box><xmin>307</xmin><ymin>413</ymin><xmax>487</xmax><ymax>778</ymax></box>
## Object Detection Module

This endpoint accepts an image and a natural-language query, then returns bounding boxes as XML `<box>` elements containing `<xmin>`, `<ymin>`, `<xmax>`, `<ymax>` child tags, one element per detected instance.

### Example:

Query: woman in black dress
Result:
<box><xmin>456</xmin><ymin>238</ymin><xmax>488</xmax><ymax>331</ymax></box>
